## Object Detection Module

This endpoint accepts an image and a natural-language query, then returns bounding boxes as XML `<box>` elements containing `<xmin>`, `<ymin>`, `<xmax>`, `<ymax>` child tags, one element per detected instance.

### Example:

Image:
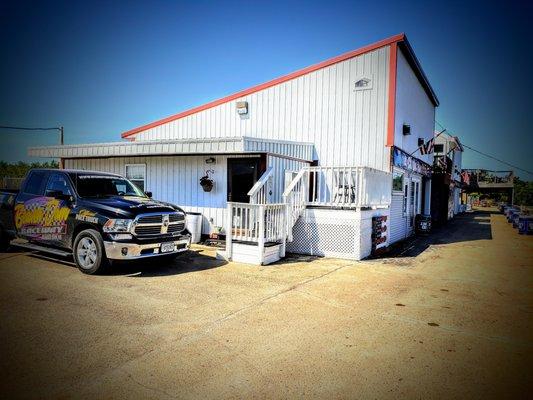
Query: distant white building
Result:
<box><xmin>31</xmin><ymin>33</ymin><xmax>439</xmax><ymax>264</ymax></box>
<box><xmin>433</xmin><ymin>132</ymin><xmax>464</xmax><ymax>219</ymax></box>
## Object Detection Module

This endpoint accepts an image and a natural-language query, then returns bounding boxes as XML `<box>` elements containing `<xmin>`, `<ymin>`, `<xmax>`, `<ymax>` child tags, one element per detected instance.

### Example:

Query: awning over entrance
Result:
<box><xmin>29</xmin><ymin>136</ymin><xmax>315</xmax><ymax>162</ymax></box>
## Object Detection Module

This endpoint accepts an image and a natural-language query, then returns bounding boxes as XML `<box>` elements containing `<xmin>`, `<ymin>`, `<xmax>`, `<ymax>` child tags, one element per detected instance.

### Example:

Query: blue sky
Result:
<box><xmin>1</xmin><ymin>0</ymin><xmax>531</xmax><ymax>177</ymax></box>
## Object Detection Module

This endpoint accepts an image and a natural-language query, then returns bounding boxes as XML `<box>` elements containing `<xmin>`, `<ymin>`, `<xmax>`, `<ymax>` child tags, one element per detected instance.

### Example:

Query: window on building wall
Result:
<box><xmin>403</xmin><ymin>182</ymin><xmax>408</xmax><ymax>214</ymax></box>
<box><xmin>414</xmin><ymin>181</ymin><xmax>420</xmax><ymax>214</ymax></box>
<box><xmin>409</xmin><ymin>182</ymin><xmax>416</xmax><ymax>226</ymax></box>
<box><xmin>434</xmin><ymin>144</ymin><xmax>444</xmax><ymax>154</ymax></box>
<box><xmin>392</xmin><ymin>172</ymin><xmax>404</xmax><ymax>192</ymax></box>
<box><xmin>125</xmin><ymin>164</ymin><xmax>146</xmax><ymax>192</ymax></box>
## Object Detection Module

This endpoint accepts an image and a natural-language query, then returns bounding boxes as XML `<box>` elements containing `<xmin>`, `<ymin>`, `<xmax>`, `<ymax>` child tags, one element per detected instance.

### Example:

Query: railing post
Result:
<box><xmin>258</xmin><ymin>205</ymin><xmax>265</xmax><ymax>265</ymax></box>
<box><xmin>281</xmin><ymin>204</ymin><xmax>287</xmax><ymax>257</ymax></box>
<box><xmin>226</xmin><ymin>202</ymin><xmax>233</xmax><ymax>260</ymax></box>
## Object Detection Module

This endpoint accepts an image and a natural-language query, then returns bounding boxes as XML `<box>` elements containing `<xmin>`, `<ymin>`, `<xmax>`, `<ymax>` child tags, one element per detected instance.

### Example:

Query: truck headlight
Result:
<box><xmin>103</xmin><ymin>219</ymin><xmax>133</xmax><ymax>233</ymax></box>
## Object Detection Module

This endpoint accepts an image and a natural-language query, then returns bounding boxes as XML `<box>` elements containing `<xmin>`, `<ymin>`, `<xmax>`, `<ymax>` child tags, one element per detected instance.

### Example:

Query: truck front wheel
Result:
<box><xmin>73</xmin><ymin>229</ymin><xmax>108</xmax><ymax>274</ymax></box>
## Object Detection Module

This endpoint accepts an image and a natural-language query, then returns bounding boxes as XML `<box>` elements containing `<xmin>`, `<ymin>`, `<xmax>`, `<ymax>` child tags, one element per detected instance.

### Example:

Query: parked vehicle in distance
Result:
<box><xmin>0</xmin><ymin>169</ymin><xmax>191</xmax><ymax>274</ymax></box>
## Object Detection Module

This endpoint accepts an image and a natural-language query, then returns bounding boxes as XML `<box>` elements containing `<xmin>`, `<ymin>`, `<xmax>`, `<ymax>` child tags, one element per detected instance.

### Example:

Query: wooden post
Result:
<box><xmin>280</xmin><ymin>204</ymin><xmax>287</xmax><ymax>258</ymax></box>
<box><xmin>226</xmin><ymin>202</ymin><xmax>233</xmax><ymax>260</ymax></box>
<box><xmin>258</xmin><ymin>205</ymin><xmax>265</xmax><ymax>265</ymax></box>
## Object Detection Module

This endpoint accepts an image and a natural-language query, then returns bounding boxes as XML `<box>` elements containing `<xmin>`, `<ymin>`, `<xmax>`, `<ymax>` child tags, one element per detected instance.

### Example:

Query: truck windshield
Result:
<box><xmin>75</xmin><ymin>174</ymin><xmax>147</xmax><ymax>198</ymax></box>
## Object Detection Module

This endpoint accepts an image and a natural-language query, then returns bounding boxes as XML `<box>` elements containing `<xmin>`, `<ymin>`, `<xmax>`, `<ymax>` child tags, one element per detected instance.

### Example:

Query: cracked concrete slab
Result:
<box><xmin>0</xmin><ymin>209</ymin><xmax>531</xmax><ymax>399</ymax></box>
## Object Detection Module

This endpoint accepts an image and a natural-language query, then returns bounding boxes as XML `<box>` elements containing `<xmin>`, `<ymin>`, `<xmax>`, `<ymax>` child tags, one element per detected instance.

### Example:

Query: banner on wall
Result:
<box><xmin>392</xmin><ymin>147</ymin><xmax>432</xmax><ymax>177</ymax></box>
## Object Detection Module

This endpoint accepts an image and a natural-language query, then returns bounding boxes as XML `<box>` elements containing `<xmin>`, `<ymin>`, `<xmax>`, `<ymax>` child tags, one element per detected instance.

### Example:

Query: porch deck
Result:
<box><xmin>219</xmin><ymin>166</ymin><xmax>392</xmax><ymax>265</ymax></box>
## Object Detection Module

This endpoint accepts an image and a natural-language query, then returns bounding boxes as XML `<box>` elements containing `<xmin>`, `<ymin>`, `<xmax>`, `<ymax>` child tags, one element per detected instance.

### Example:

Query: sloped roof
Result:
<box><xmin>122</xmin><ymin>33</ymin><xmax>438</xmax><ymax>139</ymax></box>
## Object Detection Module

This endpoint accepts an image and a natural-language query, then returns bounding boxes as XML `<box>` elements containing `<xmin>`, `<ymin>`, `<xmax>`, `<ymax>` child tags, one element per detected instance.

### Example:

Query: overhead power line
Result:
<box><xmin>460</xmin><ymin>143</ymin><xmax>532</xmax><ymax>176</ymax></box>
<box><xmin>435</xmin><ymin>121</ymin><xmax>532</xmax><ymax>177</ymax></box>
<box><xmin>0</xmin><ymin>125</ymin><xmax>64</xmax><ymax>145</ymax></box>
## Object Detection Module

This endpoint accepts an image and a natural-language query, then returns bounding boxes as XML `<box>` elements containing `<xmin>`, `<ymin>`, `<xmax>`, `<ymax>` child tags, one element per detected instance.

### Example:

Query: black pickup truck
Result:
<box><xmin>0</xmin><ymin>169</ymin><xmax>191</xmax><ymax>274</ymax></box>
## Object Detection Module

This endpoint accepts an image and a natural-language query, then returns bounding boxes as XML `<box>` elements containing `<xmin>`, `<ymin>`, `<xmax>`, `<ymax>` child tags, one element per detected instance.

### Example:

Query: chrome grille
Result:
<box><xmin>132</xmin><ymin>212</ymin><xmax>185</xmax><ymax>237</ymax></box>
<box><xmin>137</xmin><ymin>215</ymin><xmax>162</xmax><ymax>224</ymax></box>
<box><xmin>134</xmin><ymin>225</ymin><xmax>163</xmax><ymax>235</ymax></box>
<box><xmin>168</xmin><ymin>223</ymin><xmax>185</xmax><ymax>233</ymax></box>
<box><xmin>169</xmin><ymin>214</ymin><xmax>183</xmax><ymax>222</ymax></box>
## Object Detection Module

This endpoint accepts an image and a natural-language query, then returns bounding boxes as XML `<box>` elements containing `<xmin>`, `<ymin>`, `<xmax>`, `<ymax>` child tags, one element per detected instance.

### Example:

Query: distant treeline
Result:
<box><xmin>0</xmin><ymin>160</ymin><xmax>59</xmax><ymax>178</ymax></box>
<box><xmin>513</xmin><ymin>177</ymin><xmax>532</xmax><ymax>206</ymax></box>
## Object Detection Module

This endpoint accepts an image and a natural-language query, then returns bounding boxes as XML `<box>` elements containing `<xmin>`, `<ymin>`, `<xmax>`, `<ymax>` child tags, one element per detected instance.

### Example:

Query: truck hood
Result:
<box><xmin>80</xmin><ymin>196</ymin><xmax>181</xmax><ymax>218</ymax></box>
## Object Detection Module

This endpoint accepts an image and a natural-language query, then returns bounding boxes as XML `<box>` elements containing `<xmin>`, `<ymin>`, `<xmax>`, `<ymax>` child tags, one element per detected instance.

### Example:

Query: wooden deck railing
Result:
<box><xmin>225</xmin><ymin>202</ymin><xmax>287</xmax><ymax>260</ymax></box>
<box><xmin>226</xmin><ymin>166</ymin><xmax>392</xmax><ymax>261</ymax></box>
<box><xmin>283</xmin><ymin>166</ymin><xmax>391</xmax><ymax>208</ymax></box>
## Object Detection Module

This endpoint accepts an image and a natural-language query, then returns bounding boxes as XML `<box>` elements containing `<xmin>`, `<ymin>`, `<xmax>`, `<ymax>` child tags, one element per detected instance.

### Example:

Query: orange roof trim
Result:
<box><xmin>122</xmin><ymin>33</ymin><xmax>437</xmax><ymax>139</ymax></box>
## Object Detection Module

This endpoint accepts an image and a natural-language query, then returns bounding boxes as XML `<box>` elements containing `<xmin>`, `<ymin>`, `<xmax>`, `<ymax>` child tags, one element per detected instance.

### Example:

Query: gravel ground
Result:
<box><xmin>0</xmin><ymin>208</ymin><xmax>531</xmax><ymax>399</ymax></box>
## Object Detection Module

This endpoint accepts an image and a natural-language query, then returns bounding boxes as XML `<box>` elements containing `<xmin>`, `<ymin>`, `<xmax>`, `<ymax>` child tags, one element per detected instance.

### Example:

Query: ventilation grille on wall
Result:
<box><xmin>354</xmin><ymin>76</ymin><xmax>373</xmax><ymax>91</ymax></box>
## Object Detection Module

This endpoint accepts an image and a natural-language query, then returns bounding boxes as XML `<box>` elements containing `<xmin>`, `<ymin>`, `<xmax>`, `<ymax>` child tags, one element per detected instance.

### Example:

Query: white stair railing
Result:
<box><xmin>226</xmin><ymin>202</ymin><xmax>287</xmax><ymax>262</ymax></box>
<box><xmin>226</xmin><ymin>166</ymin><xmax>392</xmax><ymax>262</ymax></box>
<box><xmin>248</xmin><ymin>167</ymin><xmax>274</xmax><ymax>204</ymax></box>
<box><xmin>282</xmin><ymin>169</ymin><xmax>309</xmax><ymax>242</ymax></box>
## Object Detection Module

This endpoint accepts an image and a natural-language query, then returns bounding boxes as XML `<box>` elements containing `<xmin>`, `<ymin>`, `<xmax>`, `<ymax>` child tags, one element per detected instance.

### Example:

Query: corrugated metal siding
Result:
<box><xmin>389</xmin><ymin>194</ymin><xmax>407</xmax><ymax>244</ymax></box>
<box><xmin>30</xmin><ymin>137</ymin><xmax>314</xmax><ymax>162</ymax></box>
<box><xmin>65</xmin><ymin>154</ymin><xmax>259</xmax><ymax>234</ymax></box>
<box><xmin>132</xmin><ymin>46</ymin><xmax>391</xmax><ymax>171</ymax></box>
<box><xmin>266</xmin><ymin>155</ymin><xmax>310</xmax><ymax>203</ymax></box>
<box><xmin>243</xmin><ymin>137</ymin><xmax>313</xmax><ymax>161</ymax></box>
<box><xmin>30</xmin><ymin>137</ymin><xmax>245</xmax><ymax>159</ymax></box>
<box><xmin>393</xmin><ymin>50</ymin><xmax>435</xmax><ymax>164</ymax></box>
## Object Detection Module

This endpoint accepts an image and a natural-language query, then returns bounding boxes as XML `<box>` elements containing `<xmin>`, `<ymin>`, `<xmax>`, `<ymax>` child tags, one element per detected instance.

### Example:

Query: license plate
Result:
<box><xmin>160</xmin><ymin>242</ymin><xmax>175</xmax><ymax>253</ymax></box>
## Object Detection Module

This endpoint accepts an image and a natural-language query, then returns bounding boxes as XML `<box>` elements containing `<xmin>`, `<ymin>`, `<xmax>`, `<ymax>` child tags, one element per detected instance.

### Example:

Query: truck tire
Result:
<box><xmin>73</xmin><ymin>229</ymin><xmax>108</xmax><ymax>274</ymax></box>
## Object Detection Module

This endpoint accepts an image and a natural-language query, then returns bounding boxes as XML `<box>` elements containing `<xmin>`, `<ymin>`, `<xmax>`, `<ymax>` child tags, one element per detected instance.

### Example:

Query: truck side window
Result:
<box><xmin>45</xmin><ymin>173</ymin><xmax>73</xmax><ymax>197</ymax></box>
<box><xmin>23</xmin><ymin>171</ymin><xmax>48</xmax><ymax>195</ymax></box>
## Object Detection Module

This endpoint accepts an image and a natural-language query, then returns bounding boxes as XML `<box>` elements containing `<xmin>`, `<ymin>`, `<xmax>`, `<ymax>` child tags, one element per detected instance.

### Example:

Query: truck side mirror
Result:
<box><xmin>46</xmin><ymin>190</ymin><xmax>73</xmax><ymax>203</ymax></box>
<box><xmin>145</xmin><ymin>191</ymin><xmax>153</xmax><ymax>198</ymax></box>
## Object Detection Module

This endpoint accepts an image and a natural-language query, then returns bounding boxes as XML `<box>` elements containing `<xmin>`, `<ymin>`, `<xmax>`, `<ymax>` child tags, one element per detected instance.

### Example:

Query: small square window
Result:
<box><xmin>125</xmin><ymin>164</ymin><xmax>146</xmax><ymax>191</ymax></box>
<box><xmin>392</xmin><ymin>172</ymin><xmax>403</xmax><ymax>192</ymax></box>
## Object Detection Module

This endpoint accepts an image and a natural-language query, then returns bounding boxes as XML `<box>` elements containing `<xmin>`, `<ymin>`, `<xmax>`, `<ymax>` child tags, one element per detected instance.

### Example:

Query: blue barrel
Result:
<box><xmin>518</xmin><ymin>216</ymin><xmax>533</xmax><ymax>235</ymax></box>
<box><xmin>508</xmin><ymin>209</ymin><xmax>519</xmax><ymax>222</ymax></box>
<box><xmin>512</xmin><ymin>213</ymin><xmax>520</xmax><ymax>228</ymax></box>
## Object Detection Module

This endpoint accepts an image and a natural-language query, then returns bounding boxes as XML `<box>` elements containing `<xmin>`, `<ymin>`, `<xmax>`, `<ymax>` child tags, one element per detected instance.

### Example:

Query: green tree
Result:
<box><xmin>513</xmin><ymin>177</ymin><xmax>533</xmax><ymax>206</ymax></box>
<box><xmin>0</xmin><ymin>160</ymin><xmax>59</xmax><ymax>178</ymax></box>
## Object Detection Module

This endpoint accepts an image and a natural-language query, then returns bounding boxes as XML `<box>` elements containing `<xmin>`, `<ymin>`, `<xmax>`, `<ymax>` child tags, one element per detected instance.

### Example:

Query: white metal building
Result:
<box><xmin>434</xmin><ymin>132</ymin><xmax>464</xmax><ymax>218</ymax></box>
<box><xmin>31</xmin><ymin>33</ymin><xmax>439</xmax><ymax>264</ymax></box>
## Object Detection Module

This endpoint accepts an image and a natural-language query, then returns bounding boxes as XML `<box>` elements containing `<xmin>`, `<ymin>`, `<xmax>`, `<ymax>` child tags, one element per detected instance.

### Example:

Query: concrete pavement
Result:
<box><xmin>0</xmin><ymin>209</ymin><xmax>531</xmax><ymax>399</ymax></box>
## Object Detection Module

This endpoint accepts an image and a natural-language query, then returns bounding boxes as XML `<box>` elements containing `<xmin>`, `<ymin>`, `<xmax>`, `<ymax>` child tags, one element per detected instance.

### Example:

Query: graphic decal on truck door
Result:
<box><xmin>14</xmin><ymin>197</ymin><xmax>70</xmax><ymax>240</ymax></box>
<box><xmin>75</xmin><ymin>209</ymin><xmax>98</xmax><ymax>223</ymax></box>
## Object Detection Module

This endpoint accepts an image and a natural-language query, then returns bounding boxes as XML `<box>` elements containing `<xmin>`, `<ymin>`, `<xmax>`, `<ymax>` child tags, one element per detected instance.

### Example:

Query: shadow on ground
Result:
<box><xmin>383</xmin><ymin>210</ymin><xmax>494</xmax><ymax>258</ymax></box>
<box><xmin>15</xmin><ymin>248</ymin><xmax>226</xmax><ymax>277</ymax></box>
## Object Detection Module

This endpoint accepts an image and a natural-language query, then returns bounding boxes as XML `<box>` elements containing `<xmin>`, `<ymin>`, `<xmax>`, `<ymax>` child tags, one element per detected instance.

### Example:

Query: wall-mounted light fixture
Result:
<box><xmin>418</xmin><ymin>138</ymin><xmax>425</xmax><ymax>147</ymax></box>
<box><xmin>402</xmin><ymin>124</ymin><xmax>411</xmax><ymax>135</ymax></box>
<box><xmin>236</xmin><ymin>101</ymin><xmax>248</xmax><ymax>115</ymax></box>
<box><xmin>205</xmin><ymin>157</ymin><xmax>216</xmax><ymax>164</ymax></box>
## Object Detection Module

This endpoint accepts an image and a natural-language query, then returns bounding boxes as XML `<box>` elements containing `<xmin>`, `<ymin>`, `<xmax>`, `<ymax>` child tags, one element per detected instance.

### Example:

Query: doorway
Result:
<box><xmin>227</xmin><ymin>157</ymin><xmax>262</xmax><ymax>203</ymax></box>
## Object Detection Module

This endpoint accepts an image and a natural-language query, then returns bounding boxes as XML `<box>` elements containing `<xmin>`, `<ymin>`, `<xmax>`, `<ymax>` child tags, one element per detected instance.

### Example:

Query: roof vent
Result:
<box><xmin>354</xmin><ymin>76</ymin><xmax>372</xmax><ymax>91</ymax></box>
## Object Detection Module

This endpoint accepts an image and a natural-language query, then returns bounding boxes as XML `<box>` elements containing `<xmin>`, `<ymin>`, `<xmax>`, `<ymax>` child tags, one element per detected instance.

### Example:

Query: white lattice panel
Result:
<box><xmin>286</xmin><ymin>208</ymin><xmax>390</xmax><ymax>260</ymax></box>
<box><xmin>287</xmin><ymin>209</ymin><xmax>360</xmax><ymax>259</ymax></box>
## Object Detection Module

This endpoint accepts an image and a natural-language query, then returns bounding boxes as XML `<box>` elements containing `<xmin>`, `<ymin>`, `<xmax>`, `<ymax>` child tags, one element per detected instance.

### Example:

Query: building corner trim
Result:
<box><xmin>386</xmin><ymin>42</ymin><xmax>398</xmax><ymax>147</ymax></box>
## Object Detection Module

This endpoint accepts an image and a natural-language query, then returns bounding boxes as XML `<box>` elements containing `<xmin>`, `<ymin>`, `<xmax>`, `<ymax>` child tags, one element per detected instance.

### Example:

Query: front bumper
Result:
<box><xmin>103</xmin><ymin>236</ymin><xmax>191</xmax><ymax>260</ymax></box>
